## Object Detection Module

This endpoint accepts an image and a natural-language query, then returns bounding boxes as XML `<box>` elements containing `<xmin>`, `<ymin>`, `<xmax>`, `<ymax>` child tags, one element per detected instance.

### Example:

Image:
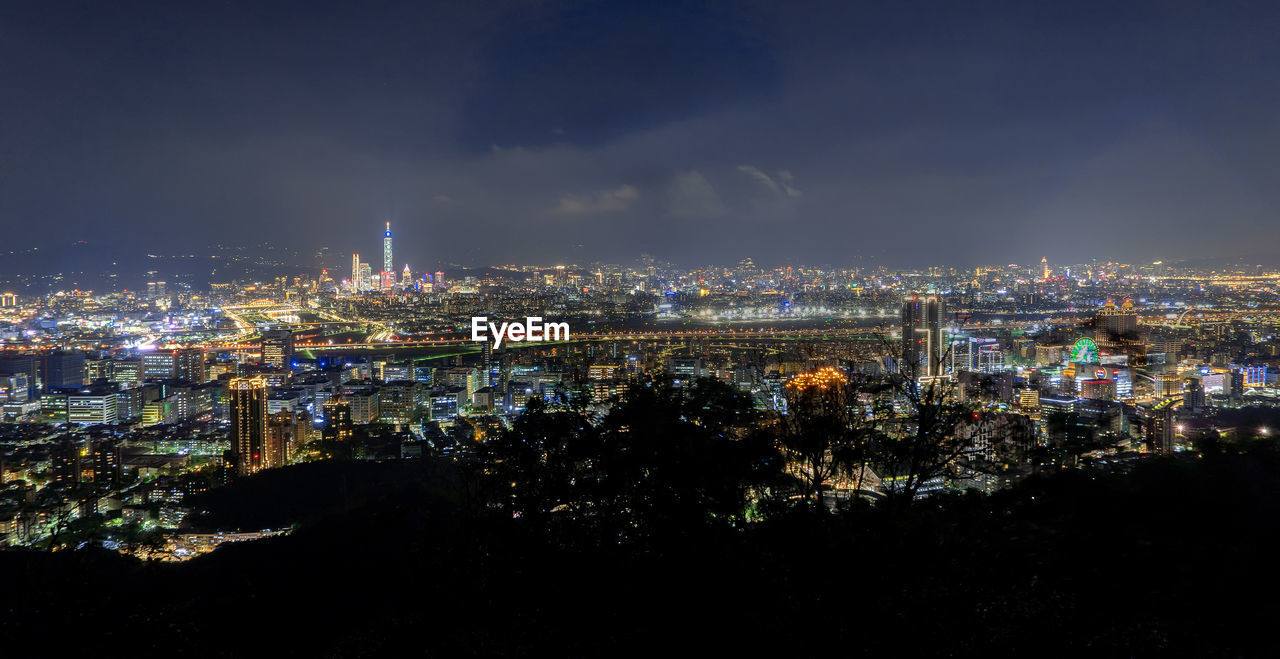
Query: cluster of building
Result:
<box><xmin>1</xmin><ymin>241</ymin><xmax>1279</xmax><ymax>548</ymax></box>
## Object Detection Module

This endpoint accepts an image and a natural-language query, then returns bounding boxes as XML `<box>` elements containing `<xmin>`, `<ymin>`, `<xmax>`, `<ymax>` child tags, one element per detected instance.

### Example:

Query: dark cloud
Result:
<box><xmin>2</xmin><ymin>0</ymin><xmax>1280</xmax><ymax>271</ymax></box>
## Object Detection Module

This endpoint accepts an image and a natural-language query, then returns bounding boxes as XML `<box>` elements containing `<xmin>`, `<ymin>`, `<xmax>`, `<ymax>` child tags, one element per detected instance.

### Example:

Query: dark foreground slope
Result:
<box><xmin>3</xmin><ymin>446</ymin><xmax>1280</xmax><ymax>658</ymax></box>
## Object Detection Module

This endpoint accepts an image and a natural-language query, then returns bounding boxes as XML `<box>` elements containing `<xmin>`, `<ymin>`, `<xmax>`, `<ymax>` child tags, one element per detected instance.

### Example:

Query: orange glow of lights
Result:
<box><xmin>785</xmin><ymin>366</ymin><xmax>848</xmax><ymax>391</ymax></box>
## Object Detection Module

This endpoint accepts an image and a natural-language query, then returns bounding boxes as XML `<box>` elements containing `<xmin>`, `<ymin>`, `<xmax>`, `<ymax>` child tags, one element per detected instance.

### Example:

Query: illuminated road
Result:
<box><xmin>207</xmin><ymin>323</ymin><xmax>1048</xmax><ymax>352</ymax></box>
<box><xmin>198</xmin><ymin>305</ymin><xmax>1280</xmax><ymax>353</ymax></box>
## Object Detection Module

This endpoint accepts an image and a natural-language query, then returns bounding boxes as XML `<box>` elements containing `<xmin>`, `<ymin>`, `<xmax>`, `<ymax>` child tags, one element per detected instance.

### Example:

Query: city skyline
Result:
<box><xmin>7</xmin><ymin>231</ymin><xmax>1280</xmax><ymax>297</ymax></box>
<box><xmin>4</xmin><ymin>2</ymin><xmax>1280</xmax><ymax>654</ymax></box>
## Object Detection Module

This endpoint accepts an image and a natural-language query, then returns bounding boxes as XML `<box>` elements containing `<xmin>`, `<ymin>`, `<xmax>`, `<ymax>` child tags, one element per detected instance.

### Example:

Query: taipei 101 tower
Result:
<box><xmin>382</xmin><ymin>222</ymin><xmax>393</xmax><ymax>290</ymax></box>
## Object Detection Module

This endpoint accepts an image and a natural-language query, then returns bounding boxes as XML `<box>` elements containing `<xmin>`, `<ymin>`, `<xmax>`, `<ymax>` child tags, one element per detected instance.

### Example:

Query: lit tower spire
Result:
<box><xmin>381</xmin><ymin>221</ymin><xmax>391</xmax><ymax>273</ymax></box>
<box><xmin>382</xmin><ymin>222</ymin><xmax>394</xmax><ymax>290</ymax></box>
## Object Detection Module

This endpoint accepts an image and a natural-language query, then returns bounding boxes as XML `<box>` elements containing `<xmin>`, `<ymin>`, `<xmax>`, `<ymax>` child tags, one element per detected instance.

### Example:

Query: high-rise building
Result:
<box><xmin>265</xmin><ymin>410</ymin><xmax>304</xmax><ymax>467</ymax></box>
<box><xmin>0</xmin><ymin>373</ymin><xmax>30</xmax><ymax>403</ymax></box>
<box><xmin>142</xmin><ymin>352</ymin><xmax>175</xmax><ymax>380</ymax></box>
<box><xmin>1148</xmin><ymin>400</ymin><xmax>1177</xmax><ymax>455</ymax></box>
<box><xmin>378</xmin><ymin>382</ymin><xmax>422</xmax><ymax>427</ymax></box>
<box><xmin>1096</xmin><ymin>300</ymin><xmax>1139</xmax><ymax>344</ymax></box>
<box><xmin>0</xmin><ymin>355</ymin><xmax>38</xmax><ymax>395</ymax></box>
<box><xmin>349</xmin><ymin>390</ymin><xmax>379</xmax><ymax>424</ymax></box>
<box><xmin>260</xmin><ymin>329</ymin><xmax>295</xmax><ymax>368</ymax></box>
<box><xmin>142</xmin><ymin>349</ymin><xmax>206</xmax><ymax>383</ymax></box>
<box><xmin>902</xmin><ymin>295</ymin><xmax>946</xmax><ymax>379</ymax></box>
<box><xmin>351</xmin><ymin>253</ymin><xmax>361</xmax><ymax>292</ymax></box>
<box><xmin>68</xmin><ymin>387</ymin><xmax>119</xmax><ymax>425</ymax></box>
<box><xmin>176</xmin><ymin>349</ymin><xmax>207</xmax><ymax>384</ymax></box>
<box><xmin>92</xmin><ymin>438</ymin><xmax>122</xmax><ymax>488</ymax></box>
<box><xmin>1080</xmin><ymin>379</ymin><xmax>1116</xmax><ymax>400</ymax></box>
<box><xmin>322</xmin><ymin>399</ymin><xmax>354</xmax><ymax>441</ymax></box>
<box><xmin>976</xmin><ymin>342</ymin><xmax>1004</xmax><ymax>374</ymax></box>
<box><xmin>1230</xmin><ymin>368</ymin><xmax>1245</xmax><ymax>401</ymax></box>
<box><xmin>1095</xmin><ymin>300</ymin><xmax>1146</xmax><ymax>365</ymax></box>
<box><xmin>481</xmin><ymin>341</ymin><xmax>493</xmax><ymax>387</ymax></box>
<box><xmin>359</xmin><ymin>263</ymin><xmax>372</xmax><ymax>292</ymax></box>
<box><xmin>110</xmin><ymin>360</ymin><xmax>143</xmax><ymax>387</ymax></box>
<box><xmin>52</xmin><ymin>439</ymin><xmax>82</xmax><ymax>486</ymax></box>
<box><xmin>949</xmin><ymin>338</ymin><xmax>973</xmax><ymax>374</ymax></box>
<box><xmin>41</xmin><ymin>352</ymin><xmax>86</xmax><ymax>389</ymax></box>
<box><xmin>229</xmin><ymin>376</ymin><xmax>269</xmax><ymax>477</ymax></box>
<box><xmin>1184</xmin><ymin>377</ymin><xmax>1205</xmax><ymax>411</ymax></box>
<box><xmin>382</xmin><ymin>222</ymin><xmax>393</xmax><ymax>291</ymax></box>
<box><xmin>1019</xmin><ymin>389</ymin><xmax>1040</xmax><ymax>417</ymax></box>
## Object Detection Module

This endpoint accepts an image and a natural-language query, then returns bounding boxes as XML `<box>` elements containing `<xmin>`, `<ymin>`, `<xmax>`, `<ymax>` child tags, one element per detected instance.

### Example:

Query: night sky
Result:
<box><xmin>3</xmin><ymin>0</ymin><xmax>1280</xmax><ymax>270</ymax></box>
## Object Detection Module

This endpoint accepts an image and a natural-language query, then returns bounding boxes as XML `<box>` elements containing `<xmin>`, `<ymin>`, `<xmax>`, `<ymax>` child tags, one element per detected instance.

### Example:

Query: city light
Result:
<box><xmin>2</xmin><ymin>3</ymin><xmax>1279</xmax><ymax>651</ymax></box>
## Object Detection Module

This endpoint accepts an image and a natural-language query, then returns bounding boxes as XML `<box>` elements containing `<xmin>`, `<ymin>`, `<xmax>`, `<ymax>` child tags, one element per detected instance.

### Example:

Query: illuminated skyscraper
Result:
<box><xmin>359</xmin><ymin>263</ymin><xmax>372</xmax><ymax>291</ymax></box>
<box><xmin>902</xmin><ymin>295</ymin><xmax>946</xmax><ymax>379</ymax></box>
<box><xmin>1148</xmin><ymin>400</ymin><xmax>1177</xmax><ymax>454</ymax></box>
<box><xmin>229</xmin><ymin>376</ymin><xmax>269</xmax><ymax>476</ymax></box>
<box><xmin>265</xmin><ymin>410</ymin><xmax>303</xmax><ymax>466</ymax></box>
<box><xmin>382</xmin><ymin>222</ymin><xmax>393</xmax><ymax>290</ymax></box>
<box><xmin>351</xmin><ymin>253</ymin><xmax>360</xmax><ymax>291</ymax></box>
<box><xmin>261</xmin><ymin>329</ymin><xmax>294</xmax><ymax>368</ymax></box>
<box><xmin>1095</xmin><ymin>299</ymin><xmax>1146</xmax><ymax>365</ymax></box>
<box><xmin>1041</xmin><ymin>257</ymin><xmax>1050</xmax><ymax>280</ymax></box>
<box><xmin>322</xmin><ymin>399</ymin><xmax>354</xmax><ymax>441</ymax></box>
<box><xmin>1095</xmin><ymin>300</ymin><xmax>1139</xmax><ymax>343</ymax></box>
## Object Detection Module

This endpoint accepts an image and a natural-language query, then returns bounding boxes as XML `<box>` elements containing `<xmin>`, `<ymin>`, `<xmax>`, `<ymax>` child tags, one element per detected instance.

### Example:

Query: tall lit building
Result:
<box><xmin>1096</xmin><ymin>300</ymin><xmax>1139</xmax><ymax>343</ymax></box>
<box><xmin>902</xmin><ymin>295</ymin><xmax>946</xmax><ymax>379</ymax></box>
<box><xmin>229</xmin><ymin>376</ymin><xmax>269</xmax><ymax>477</ymax></box>
<box><xmin>68</xmin><ymin>387</ymin><xmax>119</xmax><ymax>425</ymax></box>
<box><xmin>1095</xmin><ymin>299</ymin><xmax>1146</xmax><ymax>365</ymax></box>
<box><xmin>1041</xmin><ymin>257</ymin><xmax>1050</xmax><ymax>280</ymax></box>
<box><xmin>1148</xmin><ymin>400</ymin><xmax>1177</xmax><ymax>455</ymax></box>
<box><xmin>1019</xmin><ymin>389</ymin><xmax>1040</xmax><ymax>417</ymax></box>
<box><xmin>141</xmin><ymin>349</ymin><xmax>206</xmax><ymax>383</ymax></box>
<box><xmin>1184</xmin><ymin>377</ymin><xmax>1205</xmax><ymax>411</ymax></box>
<box><xmin>976</xmin><ymin>342</ymin><xmax>1004</xmax><ymax>374</ymax></box>
<box><xmin>359</xmin><ymin>262</ymin><xmax>372</xmax><ymax>291</ymax></box>
<box><xmin>322</xmin><ymin>399</ymin><xmax>354</xmax><ymax>441</ymax></box>
<box><xmin>260</xmin><ymin>329</ymin><xmax>294</xmax><ymax>368</ymax></box>
<box><xmin>382</xmin><ymin>222</ymin><xmax>393</xmax><ymax>291</ymax></box>
<box><xmin>351</xmin><ymin>253</ymin><xmax>361</xmax><ymax>292</ymax></box>
<box><xmin>92</xmin><ymin>438</ymin><xmax>122</xmax><ymax>487</ymax></box>
<box><xmin>265</xmin><ymin>410</ymin><xmax>304</xmax><ymax>466</ymax></box>
<box><xmin>949</xmin><ymin>338</ymin><xmax>973</xmax><ymax>374</ymax></box>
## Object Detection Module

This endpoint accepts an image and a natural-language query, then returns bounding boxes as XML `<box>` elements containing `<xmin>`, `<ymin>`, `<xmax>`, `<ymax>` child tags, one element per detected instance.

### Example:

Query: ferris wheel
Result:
<box><xmin>1069</xmin><ymin>337</ymin><xmax>1099</xmax><ymax>364</ymax></box>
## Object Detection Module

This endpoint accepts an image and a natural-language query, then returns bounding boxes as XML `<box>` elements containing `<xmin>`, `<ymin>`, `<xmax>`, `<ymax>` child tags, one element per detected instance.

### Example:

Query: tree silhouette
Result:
<box><xmin>774</xmin><ymin>368</ymin><xmax>867</xmax><ymax>506</ymax></box>
<box><xmin>862</xmin><ymin>333</ymin><xmax>977</xmax><ymax>503</ymax></box>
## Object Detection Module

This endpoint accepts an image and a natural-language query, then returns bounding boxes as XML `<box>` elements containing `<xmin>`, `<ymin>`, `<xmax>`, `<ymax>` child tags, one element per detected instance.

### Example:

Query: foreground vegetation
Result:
<box><xmin>3</xmin><ymin>378</ymin><xmax>1279</xmax><ymax>656</ymax></box>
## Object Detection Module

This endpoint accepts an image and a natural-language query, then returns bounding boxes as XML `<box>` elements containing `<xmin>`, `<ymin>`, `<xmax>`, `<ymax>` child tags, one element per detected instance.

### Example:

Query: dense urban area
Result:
<box><xmin>2</xmin><ymin>228</ymin><xmax>1279</xmax><ymax>559</ymax></box>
